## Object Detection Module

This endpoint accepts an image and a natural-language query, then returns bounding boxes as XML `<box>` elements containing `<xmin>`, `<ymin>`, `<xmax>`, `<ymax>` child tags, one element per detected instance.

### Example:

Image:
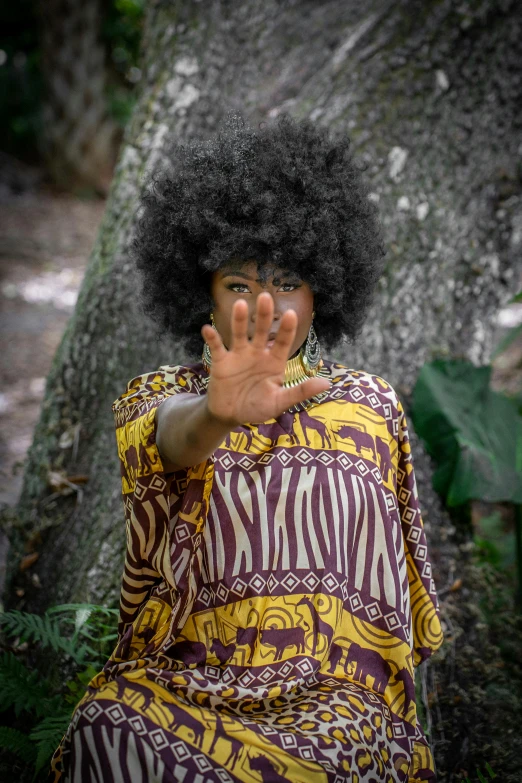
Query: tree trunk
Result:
<box><xmin>39</xmin><ymin>0</ymin><xmax>120</xmax><ymax>193</ymax></box>
<box><xmin>9</xmin><ymin>0</ymin><xmax>522</xmax><ymax>779</ymax></box>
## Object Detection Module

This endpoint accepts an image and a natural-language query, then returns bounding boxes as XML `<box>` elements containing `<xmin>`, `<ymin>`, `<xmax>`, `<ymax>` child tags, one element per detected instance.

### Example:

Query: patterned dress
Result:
<box><xmin>51</xmin><ymin>359</ymin><xmax>444</xmax><ymax>783</ymax></box>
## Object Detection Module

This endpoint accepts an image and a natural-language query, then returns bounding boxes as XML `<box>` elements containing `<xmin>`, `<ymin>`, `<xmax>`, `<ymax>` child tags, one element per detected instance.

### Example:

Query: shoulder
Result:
<box><xmin>320</xmin><ymin>359</ymin><xmax>405</xmax><ymax>439</ymax></box>
<box><xmin>112</xmin><ymin>362</ymin><xmax>208</xmax><ymax>414</ymax></box>
<box><xmin>323</xmin><ymin>359</ymin><xmax>401</xmax><ymax>408</ymax></box>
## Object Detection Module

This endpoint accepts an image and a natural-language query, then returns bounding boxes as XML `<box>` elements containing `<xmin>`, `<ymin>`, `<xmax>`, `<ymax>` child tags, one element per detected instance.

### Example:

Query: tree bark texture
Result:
<box><xmin>39</xmin><ymin>0</ymin><xmax>120</xmax><ymax>193</ymax></box>
<box><xmin>9</xmin><ymin>0</ymin><xmax>522</xmax><ymax>779</ymax></box>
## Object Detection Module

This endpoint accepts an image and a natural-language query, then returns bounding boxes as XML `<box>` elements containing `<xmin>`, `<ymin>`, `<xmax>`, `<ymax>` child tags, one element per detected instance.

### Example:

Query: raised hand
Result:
<box><xmin>201</xmin><ymin>292</ymin><xmax>331</xmax><ymax>426</ymax></box>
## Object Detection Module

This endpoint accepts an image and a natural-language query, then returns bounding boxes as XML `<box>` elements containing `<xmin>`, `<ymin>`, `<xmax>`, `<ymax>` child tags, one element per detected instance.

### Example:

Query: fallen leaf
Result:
<box><xmin>20</xmin><ymin>552</ymin><xmax>39</xmax><ymax>572</ymax></box>
<box><xmin>47</xmin><ymin>471</ymin><xmax>89</xmax><ymax>494</ymax></box>
<box><xmin>47</xmin><ymin>470</ymin><xmax>72</xmax><ymax>492</ymax></box>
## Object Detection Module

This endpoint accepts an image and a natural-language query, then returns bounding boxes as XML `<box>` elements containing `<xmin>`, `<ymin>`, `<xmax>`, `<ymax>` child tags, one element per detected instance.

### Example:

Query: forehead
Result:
<box><xmin>218</xmin><ymin>260</ymin><xmax>297</xmax><ymax>281</ymax></box>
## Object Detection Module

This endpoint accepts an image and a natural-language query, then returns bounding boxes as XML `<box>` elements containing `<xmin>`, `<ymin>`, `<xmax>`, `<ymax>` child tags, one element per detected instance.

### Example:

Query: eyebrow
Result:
<box><xmin>221</xmin><ymin>270</ymin><xmax>298</xmax><ymax>283</ymax></box>
<box><xmin>221</xmin><ymin>271</ymin><xmax>255</xmax><ymax>281</ymax></box>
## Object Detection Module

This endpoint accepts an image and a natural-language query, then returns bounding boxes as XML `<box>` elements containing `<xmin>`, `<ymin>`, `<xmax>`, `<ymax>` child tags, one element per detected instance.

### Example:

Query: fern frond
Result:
<box><xmin>0</xmin><ymin>725</ymin><xmax>36</xmax><ymax>760</ymax></box>
<box><xmin>34</xmin><ymin>737</ymin><xmax>60</xmax><ymax>777</ymax></box>
<box><xmin>94</xmin><ymin>633</ymin><xmax>118</xmax><ymax>644</ymax></box>
<box><xmin>0</xmin><ymin>652</ymin><xmax>56</xmax><ymax>717</ymax></box>
<box><xmin>63</xmin><ymin>664</ymin><xmax>99</xmax><ymax>707</ymax></box>
<box><xmin>0</xmin><ymin>611</ymin><xmax>90</xmax><ymax>665</ymax></box>
<box><xmin>74</xmin><ymin>607</ymin><xmax>93</xmax><ymax>633</ymax></box>
<box><xmin>48</xmin><ymin>603</ymin><xmax>119</xmax><ymax>618</ymax></box>
<box><xmin>30</xmin><ymin>713</ymin><xmax>71</xmax><ymax>775</ymax></box>
<box><xmin>29</xmin><ymin>712</ymin><xmax>72</xmax><ymax>742</ymax></box>
<box><xmin>72</xmin><ymin>664</ymin><xmax>99</xmax><ymax>689</ymax></box>
<box><xmin>1</xmin><ymin>611</ymin><xmax>61</xmax><ymax>649</ymax></box>
<box><xmin>0</xmin><ymin>649</ymin><xmax>33</xmax><ymax>682</ymax></box>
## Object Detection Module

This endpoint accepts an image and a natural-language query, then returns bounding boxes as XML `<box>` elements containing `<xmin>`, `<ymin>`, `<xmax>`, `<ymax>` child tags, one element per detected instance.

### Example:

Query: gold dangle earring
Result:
<box><xmin>284</xmin><ymin>310</ymin><xmax>329</xmax><ymax>413</ymax></box>
<box><xmin>202</xmin><ymin>312</ymin><xmax>215</xmax><ymax>370</ymax></box>
<box><xmin>301</xmin><ymin>310</ymin><xmax>322</xmax><ymax>373</ymax></box>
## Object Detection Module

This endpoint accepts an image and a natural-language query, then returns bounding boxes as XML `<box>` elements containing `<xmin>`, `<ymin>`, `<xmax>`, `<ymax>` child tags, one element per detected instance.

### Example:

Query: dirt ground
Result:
<box><xmin>0</xmin><ymin>173</ymin><xmax>106</xmax><ymax>510</ymax></box>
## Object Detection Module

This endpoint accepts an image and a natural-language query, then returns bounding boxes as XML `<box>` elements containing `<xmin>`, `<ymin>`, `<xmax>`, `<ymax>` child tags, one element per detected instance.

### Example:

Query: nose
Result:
<box><xmin>250</xmin><ymin>293</ymin><xmax>281</xmax><ymax>323</ymax></box>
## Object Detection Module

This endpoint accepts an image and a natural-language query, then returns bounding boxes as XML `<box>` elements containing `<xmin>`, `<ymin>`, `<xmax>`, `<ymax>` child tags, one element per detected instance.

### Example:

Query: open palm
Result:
<box><xmin>201</xmin><ymin>293</ymin><xmax>330</xmax><ymax>426</ymax></box>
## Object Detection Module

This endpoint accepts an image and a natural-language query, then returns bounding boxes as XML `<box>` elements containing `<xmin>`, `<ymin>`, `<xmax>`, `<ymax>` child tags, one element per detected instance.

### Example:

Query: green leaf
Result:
<box><xmin>74</xmin><ymin>607</ymin><xmax>93</xmax><ymax>633</ymax></box>
<box><xmin>1</xmin><ymin>610</ymin><xmax>61</xmax><ymax>648</ymax></box>
<box><xmin>64</xmin><ymin>664</ymin><xmax>99</xmax><ymax>706</ymax></box>
<box><xmin>0</xmin><ymin>652</ymin><xmax>56</xmax><ymax>717</ymax></box>
<box><xmin>29</xmin><ymin>712</ymin><xmax>71</xmax><ymax>742</ymax></box>
<box><xmin>0</xmin><ymin>725</ymin><xmax>36</xmax><ymax>760</ymax></box>
<box><xmin>473</xmin><ymin>512</ymin><xmax>517</xmax><ymax>572</ymax></box>
<box><xmin>47</xmin><ymin>603</ymin><xmax>118</xmax><ymax>618</ymax></box>
<box><xmin>30</xmin><ymin>713</ymin><xmax>71</xmax><ymax>774</ymax></box>
<box><xmin>0</xmin><ymin>611</ymin><xmax>97</xmax><ymax>665</ymax></box>
<box><xmin>411</xmin><ymin>359</ymin><xmax>522</xmax><ymax>505</ymax></box>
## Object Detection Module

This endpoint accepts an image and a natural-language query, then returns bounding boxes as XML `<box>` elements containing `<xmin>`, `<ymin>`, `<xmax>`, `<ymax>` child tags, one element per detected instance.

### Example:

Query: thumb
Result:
<box><xmin>276</xmin><ymin>376</ymin><xmax>331</xmax><ymax>412</ymax></box>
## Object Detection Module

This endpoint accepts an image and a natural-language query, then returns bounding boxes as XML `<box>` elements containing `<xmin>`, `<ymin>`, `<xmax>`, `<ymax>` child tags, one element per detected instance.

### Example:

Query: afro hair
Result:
<box><xmin>132</xmin><ymin>112</ymin><xmax>386</xmax><ymax>357</ymax></box>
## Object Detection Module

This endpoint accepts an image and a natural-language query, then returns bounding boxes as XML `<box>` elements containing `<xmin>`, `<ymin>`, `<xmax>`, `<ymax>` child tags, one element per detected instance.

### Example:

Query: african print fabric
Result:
<box><xmin>50</xmin><ymin>359</ymin><xmax>444</xmax><ymax>783</ymax></box>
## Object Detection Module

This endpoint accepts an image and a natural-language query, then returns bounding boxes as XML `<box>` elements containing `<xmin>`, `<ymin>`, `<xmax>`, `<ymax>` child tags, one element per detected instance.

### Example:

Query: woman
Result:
<box><xmin>51</xmin><ymin>114</ymin><xmax>443</xmax><ymax>782</ymax></box>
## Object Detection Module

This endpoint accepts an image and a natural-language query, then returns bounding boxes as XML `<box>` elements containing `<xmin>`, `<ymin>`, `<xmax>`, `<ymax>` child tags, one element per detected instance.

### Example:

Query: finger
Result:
<box><xmin>201</xmin><ymin>323</ymin><xmax>227</xmax><ymax>363</ymax></box>
<box><xmin>276</xmin><ymin>376</ymin><xmax>331</xmax><ymax>411</ymax></box>
<box><xmin>251</xmin><ymin>292</ymin><xmax>274</xmax><ymax>350</ymax></box>
<box><xmin>269</xmin><ymin>308</ymin><xmax>298</xmax><ymax>363</ymax></box>
<box><xmin>230</xmin><ymin>299</ymin><xmax>249</xmax><ymax>351</ymax></box>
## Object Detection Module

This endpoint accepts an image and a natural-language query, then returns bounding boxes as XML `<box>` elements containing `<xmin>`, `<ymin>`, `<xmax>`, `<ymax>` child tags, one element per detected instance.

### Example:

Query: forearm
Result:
<box><xmin>155</xmin><ymin>393</ymin><xmax>233</xmax><ymax>470</ymax></box>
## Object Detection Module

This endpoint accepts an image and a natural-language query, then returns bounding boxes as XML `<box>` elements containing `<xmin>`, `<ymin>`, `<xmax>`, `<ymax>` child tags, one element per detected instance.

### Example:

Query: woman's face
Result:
<box><xmin>210</xmin><ymin>261</ymin><xmax>314</xmax><ymax>358</ymax></box>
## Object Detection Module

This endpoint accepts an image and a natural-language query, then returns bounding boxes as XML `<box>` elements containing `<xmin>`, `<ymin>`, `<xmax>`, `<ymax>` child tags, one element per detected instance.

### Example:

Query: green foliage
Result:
<box><xmin>0</xmin><ymin>652</ymin><xmax>60</xmax><ymax>717</ymax></box>
<box><xmin>0</xmin><ymin>604</ymin><xmax>118</xmax><ymax>779</ymax></box>
<box><xmin>411</xmin><ymin>359</ymin><xmax>522</xmax><ymax>506</ymax></box>
<box><xmin>1</xmin><ymin>604</ymin><xmax>118</xmax><ymax>669</ymax></box>
<box><xmin>411</xmin><ymin>356</ymin><xmax>522</xmax><ymax>609</ymax></box>
<box><xmin>30</xmin><ymin>715</ymin><xmax>73</xmax><ymax>775</ymax></box>
<box><xmin>473</xmin><ymin>511</ymin><xmax>516</xmax><ymax>573</ymax></box>
<box><xmin>102</xmin><ymin>0</ymin><xmax>145</xmax><ymax>128</ymax></box>
<box><xmin>0</xmin><ymin>0</ymin><xmax>144</xmax><ymax>159</ymax></box>
<box><xmin>0</xmin><ymin>2</ymin><xmax>42</xmax><ymax>158</ymax></box>
<box><xmin>106</xmin><ymin>84</ymin><xmax>138</xmax><ymax>129</ymax></box>
<box><xmin>0</xmin><ymin>726</ymin><xmax>36</xmax><ymax>762</ymax></box>
<box><xmin>1</xmin><ymin>611</ymin><xmax>87</xmax><ymax>663</ymax></box>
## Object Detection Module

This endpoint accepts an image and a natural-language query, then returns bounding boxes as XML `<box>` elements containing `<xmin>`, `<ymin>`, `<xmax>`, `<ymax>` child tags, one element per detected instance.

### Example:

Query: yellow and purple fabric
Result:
<box><xmin>51</xmin><ymin>360</ymin><xmax>443</xmax><ymax>782</ymax></box>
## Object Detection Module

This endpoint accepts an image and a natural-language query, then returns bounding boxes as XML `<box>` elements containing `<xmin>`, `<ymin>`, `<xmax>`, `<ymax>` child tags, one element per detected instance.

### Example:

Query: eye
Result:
<box><xmin>227</xmin><ymin>283</ymin><xmax>251</xmax><ymax>293</ymax></box>
<box><xmin>280</xmin><ymin>282</ymin><xmax>300</xmax><ymax>292</ymax></box>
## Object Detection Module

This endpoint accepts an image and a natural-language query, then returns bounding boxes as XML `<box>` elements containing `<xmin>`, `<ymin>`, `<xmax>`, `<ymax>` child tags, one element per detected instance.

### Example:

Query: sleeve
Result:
<box><xmin>112</xmin><ymin>365</ymin><xmax>200</xmax><ymax>492</ymax></box>
<box><xmin>395</xmin><ymin>395</ymin><xmax>444</xmax><ymax>667</ymax></box>
<box><xmin>111</xmin><ymin>364</ymin><xmax>205</xmax><ymax>635</ymax></box>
